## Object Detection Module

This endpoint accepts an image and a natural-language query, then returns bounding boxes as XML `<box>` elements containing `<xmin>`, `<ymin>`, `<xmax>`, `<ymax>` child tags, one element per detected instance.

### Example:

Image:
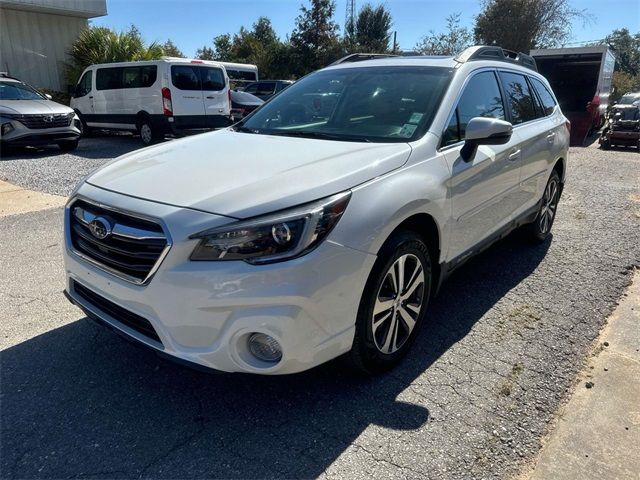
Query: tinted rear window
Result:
<box><xmin>201</xmin><ymin>67</ymin><xmax>225</xmax><ymax>91</ymax></box>
<box><xmin>171</xmin><ymin>65</ymin><xmax>201</xmax><ymax>90</ymax></box>
<box><xmin>499</xmin><ymin>71</ymin><xmax>537</xmax><ymax>124</ymax></box>
<box><xmin>529</xmin><ymin>77</ymin><xmax>556</xmax><ymax>116</ymax></box>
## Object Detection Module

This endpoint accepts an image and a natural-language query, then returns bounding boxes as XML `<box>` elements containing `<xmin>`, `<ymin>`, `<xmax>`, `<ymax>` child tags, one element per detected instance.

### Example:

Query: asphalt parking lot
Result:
<box><xmin>1</xmin><ymin>136</ymin><xmax>639</xmax><ymax>479</ymax></box>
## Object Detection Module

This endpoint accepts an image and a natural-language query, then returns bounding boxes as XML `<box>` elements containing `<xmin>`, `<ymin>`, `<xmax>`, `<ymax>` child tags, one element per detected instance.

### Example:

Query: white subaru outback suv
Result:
<box><xmin>63</xmin><ymin>46</ymin><xmax>569</xmax><ymax>375</ymax></box>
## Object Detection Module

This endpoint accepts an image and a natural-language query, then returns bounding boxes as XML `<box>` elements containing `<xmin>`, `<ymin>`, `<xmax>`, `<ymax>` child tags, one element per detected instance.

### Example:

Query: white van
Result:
<box><xmin>71</xmin><ymin>58</ymin><xmax>233</xmax><ymax>144</ymax></box>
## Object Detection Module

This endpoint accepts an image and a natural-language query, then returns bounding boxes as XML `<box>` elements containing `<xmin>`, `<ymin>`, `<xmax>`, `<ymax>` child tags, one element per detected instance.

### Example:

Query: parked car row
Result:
<box><xmin>0</xmin><ymin>60</ymin><xmax>300</xmax><ymax>151</ymax></box>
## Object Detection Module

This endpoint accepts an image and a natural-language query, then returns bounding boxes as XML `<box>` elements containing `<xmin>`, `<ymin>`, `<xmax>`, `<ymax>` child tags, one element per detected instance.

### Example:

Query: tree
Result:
<box><xmin>415</xmin><ymin>13</ymin><xmax>472</xmax><ymax>55</ymax></box>
<box><xmin>474</xmin><ymin>0</ymin><xmax>591</xmax><ymax>52</ymax></box>
<box><xmin>602</xmin><ymin>28</ymin><xmax>640</xmax><ymax>76</ymax></box>
<box><xmin>212</xmin><ymin>34</ymin><xmax>234</xmax><ymax>61</ymax></box>
<box><xmin>162</xmin><ymin>39</ymin><xmax>184</xmax><ymax>57</ymax></box>
<box><xmin>351</xmin><ymin>3</ymin><xmax>392</xmax><ymax>53</ymax></box>
<box><xmin>290</xmin><ymin>0</ymin><xmax>342</xmax><ymax>76</ymax></box>
<box><xmin>66</xmin><ymin>25</ymin><xmax>163</xmax><ymax>83</ymax></box>
<box><xmin>611</xmin><ymin>71</ymin><xmax>640</xmax><ymax>103</ymax></box>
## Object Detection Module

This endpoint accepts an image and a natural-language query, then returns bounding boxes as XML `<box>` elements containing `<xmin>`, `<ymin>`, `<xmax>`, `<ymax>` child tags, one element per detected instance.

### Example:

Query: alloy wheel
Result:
<box><xmin>539</xmin><ymin>177</ymin><xmax>559</xmax><ymax>234</ymax></box>
<box><xmin>372</xmin><ymin>253</ymin><xmax>425</xmax><ymax>354</ymax></box>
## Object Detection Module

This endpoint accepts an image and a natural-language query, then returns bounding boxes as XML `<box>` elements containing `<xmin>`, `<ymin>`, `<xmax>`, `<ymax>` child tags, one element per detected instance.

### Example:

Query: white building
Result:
<box><xmin>0</xmin><ymin>0</ymin><xmax>107</xmax><ymax>91</ymax></box>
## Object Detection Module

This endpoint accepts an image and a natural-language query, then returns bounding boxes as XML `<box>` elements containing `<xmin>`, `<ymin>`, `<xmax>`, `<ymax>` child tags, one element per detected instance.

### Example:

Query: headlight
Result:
<box><xmin>190</xmin><ymin>191</ymin><xmax>351</xmax><ymax>264</ymax></box>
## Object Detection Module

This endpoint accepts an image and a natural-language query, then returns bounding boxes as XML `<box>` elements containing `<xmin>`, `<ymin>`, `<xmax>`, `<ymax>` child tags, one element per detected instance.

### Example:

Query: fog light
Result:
<box><xmin>248</xmin><ymin>333</ymin><xmax>282</xmax><ymax>362</ymax></box>
<box><xmin>1</xmin><ymin>122</ymin><xmax>13</xmax><ymax>135</ymax></box>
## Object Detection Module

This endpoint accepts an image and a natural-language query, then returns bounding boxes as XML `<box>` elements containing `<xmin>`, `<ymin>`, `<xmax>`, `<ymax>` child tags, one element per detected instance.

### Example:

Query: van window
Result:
<box><xmin>529</xmin><ymin>77</ymin><xmax>556</xmax><ymax>116</ymax></box>
<box><xmin>499</xmin><ymin>71</ymin><xmax>537</xmax><ymax>124</ymax></box>
<box><xmin>442</xmin><ymin>71</ymin><xmax>505</xmax><ymax>147</ymax></box>
<box><xmin>76</xmin><ymin>70</ymin><xmax>92</xmax><ymax>97</ymax></box>
<box><xmin>171</xmin><ymin>65</ymin><xmax>201</xmax><ymax>90</ymax></box>
<box><xmin>96</xmin><ymin>67</ymin><xmax>123</xmax><ymax>90</ymax></box>
<box><xmin>201</xmin><ymin>67</ymin><xmax>225</xmax><ymax>90</ymax></box>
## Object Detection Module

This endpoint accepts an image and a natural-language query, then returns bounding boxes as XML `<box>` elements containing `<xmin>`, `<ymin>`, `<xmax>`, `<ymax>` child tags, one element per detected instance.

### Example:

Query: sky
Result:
<box><xmin>93</xmin><ymin>0</ymin><xmax>640</xmax><ymax>57</ymax></box>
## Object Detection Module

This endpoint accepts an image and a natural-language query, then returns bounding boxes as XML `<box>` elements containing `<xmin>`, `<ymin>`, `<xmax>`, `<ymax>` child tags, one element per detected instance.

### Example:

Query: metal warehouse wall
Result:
<box><xmin>0</xmin><ymin>7</ymin><xmax>88</xmax><ymax>91</ymax></box>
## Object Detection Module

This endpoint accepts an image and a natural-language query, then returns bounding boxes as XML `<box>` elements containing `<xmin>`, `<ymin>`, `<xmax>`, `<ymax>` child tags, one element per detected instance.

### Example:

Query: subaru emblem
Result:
<box><xmin>88</xmin><ymin>217</ymin><xmax>112</xmax><ymax>240</ymax></box>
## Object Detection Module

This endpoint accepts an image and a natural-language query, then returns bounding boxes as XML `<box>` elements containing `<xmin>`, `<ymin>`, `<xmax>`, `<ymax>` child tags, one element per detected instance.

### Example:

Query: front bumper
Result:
<box><xmin>63</xmin><ymin>183</ymin><xmax>376</xmax><ymax>374</ymax></box>
<box><xmin>0</xmin><ymin>115</ymin><xmax>81</xmax><ymax>146</ymax></box>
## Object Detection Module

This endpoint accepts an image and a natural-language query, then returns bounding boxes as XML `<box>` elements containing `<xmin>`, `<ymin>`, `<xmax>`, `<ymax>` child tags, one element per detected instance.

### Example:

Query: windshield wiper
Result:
<box><xmin>268</xmin><ymin>130</ymin><xmax>371</xmax><ymax>142</ymax></box>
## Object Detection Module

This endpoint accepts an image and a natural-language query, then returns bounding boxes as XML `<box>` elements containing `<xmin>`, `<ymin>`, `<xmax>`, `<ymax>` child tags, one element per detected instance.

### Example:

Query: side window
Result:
<box><xmin>530</xmin><ymin>77</ymin><xmax>556</xmax><ymax>116</ymax></box>
<box><xmin>122</xmin><ymin>67</ymin><xmax>141</xmax><ymax>88</ymax></box>
<box><xmin>96</xmin><ymin>67</ymin><xmax>123</xmax><ymax>90</ymax></box>
<box><xmin>76</xmin><ymin>70</ymin><xmax>92</xmax><ymax>97</ymax></box>
<box><xmin>442</xmin><ymin>71</ymin><xmax>505</xmax><ymax>147</ymax></box>
<box><xmin>201</xmin><ymin>67</ymin><xmax>225</xmax><ymax>90</ymax></box>
<box><xmin>499</xmin><ymin>71</ymin><xmax>537</xmax><ymax>124</ymax></box>
<box><xmin>140</xmin><ymin>66</ymin><xmax>157</xmax><ymax>88</ymax></box>
<box><xmin>171</xmin><ymin>65</ymin><xmax>201</xmax><ymax>90</ymax></box>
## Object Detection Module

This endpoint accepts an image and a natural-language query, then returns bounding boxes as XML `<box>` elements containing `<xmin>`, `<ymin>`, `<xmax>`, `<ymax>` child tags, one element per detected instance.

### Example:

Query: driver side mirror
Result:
<box><xmin>461</xmin><ymin>117</ymin><xmax>513</xmax><ymax>162</ymax></box>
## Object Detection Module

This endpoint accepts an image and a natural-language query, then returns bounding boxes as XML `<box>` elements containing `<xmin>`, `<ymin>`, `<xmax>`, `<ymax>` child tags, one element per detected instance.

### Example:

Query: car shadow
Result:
<box><xmin>1</xmin><ymin>233</ymin><xmax>552</xmax><ymax>478</ymax></box>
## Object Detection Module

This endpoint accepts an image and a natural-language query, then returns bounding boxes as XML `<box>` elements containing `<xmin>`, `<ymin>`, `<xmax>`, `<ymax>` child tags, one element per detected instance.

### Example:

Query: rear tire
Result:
<box><xmin>348</xmin><ymin>230</ymin><xmax>432</xmax><ymax>375</ymax></box>
<box><xmin>523</xmin><ymin>170</ymin><xmax>561</xmax><ymax>242</ymax></box>
<box><xmin>58</xmin><ymin>139</ymin><xmax>79</xmax><ymax>152</ymax></box>
<box><xmin>138</xmin><ymin>117</ymin><xmax>161</xmax><ymax>145</ymax></box>
<box><xmin>601</xmin><ymin>139</ymin><xmax>611</xmax><ymax>150</ymax></box>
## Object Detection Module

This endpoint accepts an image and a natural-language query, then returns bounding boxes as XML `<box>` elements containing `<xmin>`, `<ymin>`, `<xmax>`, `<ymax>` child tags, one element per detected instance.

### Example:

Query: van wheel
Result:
<box><xmin>138</xmin><ymin>117</ymin><xmax>159</xmax><ymax>145</ymax></box>
<box><xmin>524</xmin><ymin>170</ymin><xmax>561</xmax><ymax>242</ymax></box>
<box><xmin>348</xmin><ymin>230</ymin><xmax>431</xmax><ymax>375</ymax></box>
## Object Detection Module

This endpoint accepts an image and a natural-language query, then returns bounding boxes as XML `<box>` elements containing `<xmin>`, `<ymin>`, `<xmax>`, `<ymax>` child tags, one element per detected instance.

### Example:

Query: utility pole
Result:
<box><xmin>345</xmin><ymin>0</ymin><xmax>356</xmax><ymax>50</ymax></box>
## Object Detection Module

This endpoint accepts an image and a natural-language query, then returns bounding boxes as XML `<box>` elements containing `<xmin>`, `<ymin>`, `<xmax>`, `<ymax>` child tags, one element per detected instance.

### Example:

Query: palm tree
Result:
<box><xmin>66</xmin><ymin>25</ymin><xmax>164</xmax><ymax>84</ymax></box>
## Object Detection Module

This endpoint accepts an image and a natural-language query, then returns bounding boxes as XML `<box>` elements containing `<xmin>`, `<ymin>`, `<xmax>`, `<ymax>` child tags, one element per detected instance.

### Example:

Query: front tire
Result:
<box><xmin>524</xmin><ymin>170</ymin><xmax>561</xmax><ymax>242</ymax></box>
<box><xmin>348</xmin><ymin>230</ymin><xmax>432</xmax><ymax>375</ymax></box>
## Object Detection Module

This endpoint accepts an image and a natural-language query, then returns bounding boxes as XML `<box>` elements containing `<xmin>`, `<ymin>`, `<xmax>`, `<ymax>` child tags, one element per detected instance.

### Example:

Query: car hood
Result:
<box><xmin>87</xmin><ymin>129</ymin><xmax>412</xmax><ymax>218</ymax></box>
<box><xmin>0</xmin><ymin>100</ymin><xmax>73</xmax><ymax>116</ymax></box>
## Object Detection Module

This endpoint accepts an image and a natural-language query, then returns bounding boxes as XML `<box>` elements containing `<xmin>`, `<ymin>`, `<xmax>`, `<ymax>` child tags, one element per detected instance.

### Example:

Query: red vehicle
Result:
<box><xmin>531</xmin><ymin>46</ymin><xmax>615</xmax><ymax>146</ymax></box>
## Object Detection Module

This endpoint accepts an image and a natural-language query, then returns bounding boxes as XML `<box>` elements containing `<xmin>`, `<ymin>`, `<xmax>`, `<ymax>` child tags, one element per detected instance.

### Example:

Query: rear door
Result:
<box><xmin>170</xmin><ymin>65</ymin><xmax>205</xmax><ymax>118</ymax></box>
<box><xmin>498</xmin><ymin>71</ymin><xmax>553</xmax><ymax>214</ymax></box>
<box><xmin>200</xmin><ymin>66</ymin><xmax>229</xmax><ymax>120</ymax></box>
<box><xmin>442</xmin><ymin>70</ymin><xmax>522</xmax><ymax>260</ymax></box>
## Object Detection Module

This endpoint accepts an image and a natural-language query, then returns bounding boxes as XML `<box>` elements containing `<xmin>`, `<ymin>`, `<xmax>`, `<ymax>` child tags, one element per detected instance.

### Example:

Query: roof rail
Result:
<box><xmin>455</xmin><ymin>46</ymin><xmax>538</xmax><ymax>72</ymax></box>
<box><xmin>329</xmin><ymin>53</ymin><xmax>398</xmax><ymax>66</ymax></box>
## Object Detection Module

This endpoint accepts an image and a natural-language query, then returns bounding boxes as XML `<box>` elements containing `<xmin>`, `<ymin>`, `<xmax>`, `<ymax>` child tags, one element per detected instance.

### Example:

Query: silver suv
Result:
<box><xmin>0</xmin><ymin>75</ymin><xmax>81</xmax><ymax>151</ymax></box>
<box><xmin>63</xmin><ymin>46</ymin><xmax>569</xmax><ymax>375</ymax></box>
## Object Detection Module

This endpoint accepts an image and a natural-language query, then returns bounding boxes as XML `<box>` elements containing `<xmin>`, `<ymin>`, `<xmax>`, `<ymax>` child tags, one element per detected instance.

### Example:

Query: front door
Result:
<box><xmin>441</xmin><ymin>70</ymin><xmax>523</xmax><ymax>261</ymax></box>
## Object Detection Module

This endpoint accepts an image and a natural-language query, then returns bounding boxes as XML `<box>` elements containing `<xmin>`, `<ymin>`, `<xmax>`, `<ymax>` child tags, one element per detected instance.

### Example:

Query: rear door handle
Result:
<box><xmin>89</xmin><ymin>96</ymin><xmax>93</xmax><ymax>99</ymax></box>
<box><xmin>508</xmin><ymin>149</ymin><xmax>521</xmax><ymax>161</ymax></box>
<box><xmin>206</xmin><ymin>96</ymin><xmax>215</xmax><ymax>99</ymax></box>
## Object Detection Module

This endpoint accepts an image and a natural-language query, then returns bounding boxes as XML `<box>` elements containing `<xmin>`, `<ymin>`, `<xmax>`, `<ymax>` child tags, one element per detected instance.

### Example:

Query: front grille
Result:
<box><xmin>17</xmin><ymin>113</ymin><xmax>73</xmax><ymax>129</ymax></box>
<box><xmin>69</xmin><ymin>199</ymin><xmax>169</xmax><ymax>284</ymax></box>
<box><xmin>73</xmin><ymin>281</ymin><xmax>162</xmax><ymax>344</ymax></box>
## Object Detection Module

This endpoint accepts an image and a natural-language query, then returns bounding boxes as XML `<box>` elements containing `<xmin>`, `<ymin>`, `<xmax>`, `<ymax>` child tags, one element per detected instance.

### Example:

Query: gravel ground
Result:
<box><xmin>0</xmin><ymin>134</ymin><xmax>154</xmax><ymax>197</ymax></box>
<box><xmin>1</xmin><ymin>141</ymin><xmax>639</xmax><ymax>479</ymax></box>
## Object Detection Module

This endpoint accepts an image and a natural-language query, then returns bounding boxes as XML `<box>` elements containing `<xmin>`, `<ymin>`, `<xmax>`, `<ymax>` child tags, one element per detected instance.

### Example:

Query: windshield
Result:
<box><xmin>239</xmin><ymin>66</ymin><xmax>452</xmax><ymax>142</ymax></box>
<box><xmin>0</xmin><ymin>80</ymin><xmax>46</xmax><ymax>100</ymax></box>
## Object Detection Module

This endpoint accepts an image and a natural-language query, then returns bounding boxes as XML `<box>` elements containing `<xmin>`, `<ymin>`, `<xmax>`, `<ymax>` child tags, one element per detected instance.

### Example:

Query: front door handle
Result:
<box><xmin>508</xmin><ymin>149</ymin><xmax>521</xmax><ymax>161</ymax></box>
<box><xmin>206</xmin><ymin>96</ymin><xmax>215</xmax><ymax>99</ymax></box>
<box><xmin>88</xmin><ymin>96</ymin><xmax>93</xmax><ymax>99</ymax></box>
